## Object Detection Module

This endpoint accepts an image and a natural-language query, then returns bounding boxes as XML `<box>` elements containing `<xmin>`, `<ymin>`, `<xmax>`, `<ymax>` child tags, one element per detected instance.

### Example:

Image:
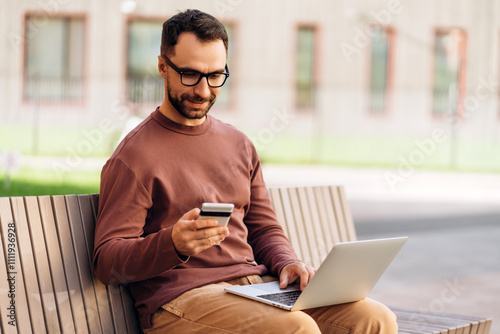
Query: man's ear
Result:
<box><xmin>158</xmin><ymin>55</ymin><xmax>167</xmax><ymax>78</ymax></box>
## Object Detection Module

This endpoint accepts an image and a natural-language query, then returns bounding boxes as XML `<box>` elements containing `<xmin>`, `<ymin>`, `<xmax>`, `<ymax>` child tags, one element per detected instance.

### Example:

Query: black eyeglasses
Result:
<box><xmin>161</xmin><ymin>55</ymin><xmax>230</xmax><ymax>88</ymax></box>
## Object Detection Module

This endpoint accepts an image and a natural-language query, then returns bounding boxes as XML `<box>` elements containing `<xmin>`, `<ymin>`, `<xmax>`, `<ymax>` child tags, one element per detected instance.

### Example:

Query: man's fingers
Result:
<box><xmin>299</xmin><ymin>271</ymin><xmax>309</xmax><ymax>291</ymax></box>
<box><xmin>280</xmin><ymin>267</ymin><xmax>298</xmax><ymax>289</ymax></box>
<box><xmin>191</xmin><ymin>218</ymin><xmax>218</xmax><ymax>230</ymax></box>
<box><xmin>196</xmin><ymin>225</ymin><xmax>228</xmax><ymax>240</ymax></box>
<box><xmin>280</xmin><ymin>262</ymin><xmax>317</xmax><ymax>291</ymax></box>
<box><xmin>180</xmin><ymin>207</ymin><xmax>200</xmax><ymax>221</ymax></box>
<box><xmin>279</xmin><ymin>273</ymin><xmax>289</xmax><ymax>289</ymax></box>
<box><xmin>299</xmin><ymin>264</ymin><xmax>316</xmax><ymax>290</ymax></box>
<box><xmin>174</xmin><ymin>228</ymin><xmax>228</xmax><ymax>256</ymax></box>
<box><xmin>173</xmin><ymin>208</ymin><xmax>231</xmax><ymax>257</ymax></box>
<box><xmin>179</xmin><ymin>214</ymin><xmax>218</xmax><ymax>232</ymax></box>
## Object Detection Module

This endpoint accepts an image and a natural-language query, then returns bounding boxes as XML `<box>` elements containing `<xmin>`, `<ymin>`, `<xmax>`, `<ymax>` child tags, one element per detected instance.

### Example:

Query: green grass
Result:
<box><xmin>1</xmin><ymin>126</ymin><xmax>500</xmax><ymax>198</ymax></box>
<box><xmin>0</xmin><ymin>123</ymin><xmax>115</xmax><ymax>196</ymax></box>
<box><xmin>2</xmin><ymin>122</ymin><xmax>500</xmax><ymax>172</ymax></box>
<box><xmin>252</xmin><ymin>133</ymin><xmax>500</xmax><ymax>173</ymax></box>
<box><xmin>0</xmin><ymin>168</ymin><xmax>100</xmax><ymax>197</ymax></box>
<box><xmin>0</xmin><ymin>123</ymin><xmax>120</xmax><ymax>157</ymax></box>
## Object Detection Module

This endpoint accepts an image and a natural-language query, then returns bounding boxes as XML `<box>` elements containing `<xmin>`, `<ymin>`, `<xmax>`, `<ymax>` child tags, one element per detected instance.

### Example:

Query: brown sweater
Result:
<box><xmin>93</xmin><ymin>108</ymin><xmax>298</xmax><ymax>329</ymax></box>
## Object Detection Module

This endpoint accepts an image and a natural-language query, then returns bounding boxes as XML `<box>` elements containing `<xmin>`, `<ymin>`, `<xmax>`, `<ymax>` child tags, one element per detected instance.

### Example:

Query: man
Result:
<box><xmin>93</xmin><ymin>9</ymin><xmax>397</xmax><ymax>333</ymax></box>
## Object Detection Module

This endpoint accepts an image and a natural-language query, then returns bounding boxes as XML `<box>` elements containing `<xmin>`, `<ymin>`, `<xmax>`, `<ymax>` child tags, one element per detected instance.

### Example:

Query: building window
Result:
<box><xmin>369</xmin><ymin>26</ymin><xmax>394</xmax><ymax>114</ymax></box>
<box><xmin>127</xmin><ymin>19</ymin><xmax>163</xmax><ymax>103</ymax></box>
<box><xmin>296</xmin><ymin>26</ymin><xmax>316</xmax><ymax>110</ymax></box>
<box><xmin>432</xmin><ymin>29</ymin><xmax>466</xmax><ymax>117</ymax></box>
<box><xmin>216</xmin><ymin>23</ymin><xmax>235</xmax><ymax>108</ymax></box>
<box><xmin>24</xmin><ymin>15</ymin><xmax>85</xmax><ymax>102</ymax></box>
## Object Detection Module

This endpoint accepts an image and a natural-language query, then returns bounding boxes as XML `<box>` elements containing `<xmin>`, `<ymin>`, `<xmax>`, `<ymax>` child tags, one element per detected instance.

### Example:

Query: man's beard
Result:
<box><xmin>167</xmin><ymin>85</ymin><xmax>216</xmax><ymax>120</ymax></box>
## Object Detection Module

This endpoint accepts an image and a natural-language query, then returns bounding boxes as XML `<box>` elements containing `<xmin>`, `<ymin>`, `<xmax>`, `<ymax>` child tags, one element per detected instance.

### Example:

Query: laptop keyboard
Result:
<box><xmin>257</xmin><ymin>290</ymin><xmax>302</xmax><ymax>306</ymax></box>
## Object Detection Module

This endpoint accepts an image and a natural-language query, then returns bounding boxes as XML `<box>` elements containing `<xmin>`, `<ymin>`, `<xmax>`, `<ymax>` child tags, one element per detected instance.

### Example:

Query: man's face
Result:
<box><xmin>164</xmin><ymin>32</ymin><xmax>227</xmax><ymax>123</ymax></box>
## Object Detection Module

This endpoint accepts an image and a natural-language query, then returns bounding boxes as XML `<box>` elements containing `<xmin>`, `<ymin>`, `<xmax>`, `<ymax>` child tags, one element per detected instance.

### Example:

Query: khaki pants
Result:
<box><xmin>143</xmin><ymin>275</ymin><xmax>398</xmax><ymax>334</ymax></box>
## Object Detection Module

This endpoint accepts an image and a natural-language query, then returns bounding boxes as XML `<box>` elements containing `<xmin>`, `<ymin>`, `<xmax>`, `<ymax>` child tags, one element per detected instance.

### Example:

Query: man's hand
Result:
<box><xmin>172</xmin><ymin>208</ymin><xmax>230</xmax><ymax>257</ymax></box>
<box><xmin>279</xmin><ymin>261</ymin><xmax>316</xmax><ymax>291</ymax></box>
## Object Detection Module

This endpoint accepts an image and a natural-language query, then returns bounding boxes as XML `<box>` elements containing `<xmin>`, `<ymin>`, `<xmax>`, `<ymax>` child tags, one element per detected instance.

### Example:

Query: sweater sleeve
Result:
<box><xmin>243</xmin><ymin>144</ymin><xmax>299</xmax><ymax>275</ymax></box>
<box><xmin>93</xmin><ymin>158</ymin><xmax>188</xmax><ymax>285</ymax></box>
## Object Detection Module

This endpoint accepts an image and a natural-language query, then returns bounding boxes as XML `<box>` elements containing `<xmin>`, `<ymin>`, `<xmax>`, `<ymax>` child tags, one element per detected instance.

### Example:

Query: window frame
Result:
<box><xmin>366</xmin><ymin>24</ymin><xmax>396</xmax><ymax>117</ymax></box>
<box><xmin>22</xmin><ymin>12</ymin><xmax>88</xmax><ymax>105</ymax></box>
<box><xmin>124</xmin><ymin>15</ymin><xmax>165</xmax><ymax>106</ymax></box>
<box><xmin>294</xmin><ymin>24</ymin><xmax>320</xmax><ymax>113</ymax></box>
<box><xmin>431</xmin><ymin>27</ymin><xmax>468</xmax><ymax>120</ymax></box>
<box><xmin>214</xmin><ymin>20</ymin><xmax>238</xmax><ymax>112</ymax></box>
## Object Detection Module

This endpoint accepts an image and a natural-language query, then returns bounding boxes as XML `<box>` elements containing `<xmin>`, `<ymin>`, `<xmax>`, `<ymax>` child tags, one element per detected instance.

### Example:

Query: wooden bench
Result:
<box><xmin>0</xmin><ymin>186</ymin><xmax>492</xmax><ymax>333</ymax></box>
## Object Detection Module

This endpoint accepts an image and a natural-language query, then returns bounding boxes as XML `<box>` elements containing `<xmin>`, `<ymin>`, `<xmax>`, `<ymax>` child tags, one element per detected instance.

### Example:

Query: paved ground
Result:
<box><xmin>355</xmin><ymin>207</ymin><xmax>499</xmax><ymax>332</ymax></box>
<box><xmin>262</xmin><ymin>165</ymin><xmax>500</xmax><ymax>333</ymax></box>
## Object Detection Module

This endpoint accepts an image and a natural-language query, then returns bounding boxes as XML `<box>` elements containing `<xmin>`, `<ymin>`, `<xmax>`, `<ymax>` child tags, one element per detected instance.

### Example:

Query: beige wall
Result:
<box><xmin>1</xmin><ymin>0</ymin><xmax>499</xmax><ymax>143</ymax></box>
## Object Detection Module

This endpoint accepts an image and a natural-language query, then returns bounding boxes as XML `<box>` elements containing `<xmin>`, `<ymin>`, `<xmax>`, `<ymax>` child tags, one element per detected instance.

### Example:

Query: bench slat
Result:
<box><xmin>77</xmin><ymin>194</ymin><xmax>116</xmax><ymax>333</ymax></box>
<box><xmin>288</xmin><ymin>188</ymin><xmax>313</xmax><ymax>267</ymax></box>
<box><xmin>277</xmin><ymin>189</ymin><xmax>303</xmax><ymax>261</ymax></box>
<box><xmin>296</xmin><ymin>187</ymin><xmax>323</xmax><ymax>268</ymax></box>
<box><xmin>88</xmin><ymin>194</ymin><xmax>141</xmax><ymax>334</ymax></box>
<box><xmin>396</xmin><ymin>320</ymin><xmax>456</xmax><ymax>334</ymax></box>
<box><xmin>312</xmin><ymin>186</ymin><xmax>337</xmax><ymax>248</ymax></box>
<box><xmin>105</xmin><ymin>281</ymin><xmax>129</xmax><ymax>333</ymax></box>
<box><xmin>65</xmin><ymin>195</ymin><xmax>103</xmax><ymax>333</ymax></box>
<box><xmin>52</xmin><ymin>196</ymin><xmax>90</xmax><ymax>333</ymax></box>
<box><xmin>318</xmin><ymin>186</ymin><xmax>345</xmax><ymax>244</ymax></box>
<box><xmin>24</xmin><ymin>196</ymin><xmax>61</xmax><ymax>333</ymax></box>
<box><xmin>336</xmin><ymin>186</ymin><xmax>357</xmax><ymax>241</ymax></box>
<box><xmin>391</xmin><ymin>305</ymin><xmax>493</xmax><ymax>334</ymax></box>
<box><xmin>329</xmin><ymin>186</ymin><xmax>354</xmax><ymax>242</ymax></box>
<box><xmin>268</xmin><ymin>188</ymin><xmax>290</xmax><ymax>238</ymax></box>
<box><xmin>38</xmin><ymin>196</ymin><xmax>77</xmax><ymax>333</ymax></box>
<box><xmin>120</xmin><ymin>285</ymin><xmax>141</xmax><ymax>334</ymax></box>
<box><xmin>10</xmin><ymin>197</ymin><xmax>45</xmax><ymax>333</ymax></box>
<box><xmin>84</xmin><ymin>194</ymin><xmax>137</xmax><ymax>334</ymax></box>
<box><xmin>0</xmin><ymin>197</ymin><xmax>25</xmax><ymax>334</ymax></box>
<box><xmin>396</xmin><ymin>318</ymin><xmax>461</xmax><ymax>333</ymax></box>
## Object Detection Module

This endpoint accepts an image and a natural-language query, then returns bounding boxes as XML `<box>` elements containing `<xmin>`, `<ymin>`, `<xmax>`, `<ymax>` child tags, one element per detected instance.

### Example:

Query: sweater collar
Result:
<box><xmin>152</xmin><ymin>107</ymin><xmax>212</xmax><ymax>135</ymax></box>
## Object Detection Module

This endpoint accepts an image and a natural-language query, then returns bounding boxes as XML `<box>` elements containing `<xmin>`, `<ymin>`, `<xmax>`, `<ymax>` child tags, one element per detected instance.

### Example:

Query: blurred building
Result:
<box><xmin>1</xmin><ymin>0</ymin><xmax>500</xmax><ymax>168</ymax></box>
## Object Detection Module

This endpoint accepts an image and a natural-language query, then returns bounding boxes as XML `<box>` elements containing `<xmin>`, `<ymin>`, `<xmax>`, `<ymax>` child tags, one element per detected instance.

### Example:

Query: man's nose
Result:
<box><xmin>193</xmin><ymin>77</ymin><xmax>211</xmax><ymax>98</ymax></box>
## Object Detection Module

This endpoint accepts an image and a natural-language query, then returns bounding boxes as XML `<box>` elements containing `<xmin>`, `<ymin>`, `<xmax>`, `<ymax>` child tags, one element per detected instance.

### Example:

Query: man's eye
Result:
<box><xmin>183</xmin><ymin>72</ymin><xmax>199</xmax><ymax>78</ymax></box>
<box><xmin>209</xmin><ymin>73</ymin><xmax>223</xmax><ymax>79</ymax></box>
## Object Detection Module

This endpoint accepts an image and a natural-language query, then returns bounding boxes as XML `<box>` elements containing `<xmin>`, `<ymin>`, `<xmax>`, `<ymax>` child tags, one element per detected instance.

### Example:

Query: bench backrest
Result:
<box><xmin>0</xmin><ymin>186</ymin><xmax>349</xmax><ymax>333</ymax></box>
<box><xmin>268</xmin><ymin>185</ymin><xmax>356</xmax><ymax>268</ymax></box>
<box><xmin>0</xmin><ymin>194</ymin><xmax>139</xmax><ymax>334</ymax></box>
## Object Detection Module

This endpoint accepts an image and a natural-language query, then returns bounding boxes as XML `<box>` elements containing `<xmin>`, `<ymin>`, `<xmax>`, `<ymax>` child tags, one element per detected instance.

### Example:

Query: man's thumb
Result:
<box><xmin>181</xmin><ymin>207</ymin><xmax>201</xmax><ymax>220</ymax></box>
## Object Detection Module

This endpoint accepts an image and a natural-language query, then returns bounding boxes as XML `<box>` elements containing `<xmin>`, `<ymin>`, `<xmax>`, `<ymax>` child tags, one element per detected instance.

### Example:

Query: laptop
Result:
<box><xmin>225</xmin><ymin>237</ymin><xmax>408</xmax><ymax>311</ymax></box>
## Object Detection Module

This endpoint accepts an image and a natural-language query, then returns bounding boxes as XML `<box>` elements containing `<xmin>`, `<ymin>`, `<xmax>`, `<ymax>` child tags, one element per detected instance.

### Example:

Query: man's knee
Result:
<box><xmin>305</xmin><ymin>298</ymin><xmax>398</xmax><ymax>334</ymax></box>
<box><xmin>356</xmin><ymin>299</ymin><xmax>398</xmax><ymax>333</ymax></box>
<box><xmin>252</xmin><ymin>310</ymin><xmax>321</xmax><ymax>334</ymax></box>
<box><xmin>286</xmin><ymin>311</ymin><xmax>322</xmax><ymax>334</ymax></box>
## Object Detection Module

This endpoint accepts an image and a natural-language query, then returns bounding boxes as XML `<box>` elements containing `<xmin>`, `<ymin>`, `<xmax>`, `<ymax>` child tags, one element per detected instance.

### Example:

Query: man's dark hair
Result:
<box><xmin>161</xmin><ymin>9</ymin><xmax>228</xmax><ymax>56</ymax></box>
